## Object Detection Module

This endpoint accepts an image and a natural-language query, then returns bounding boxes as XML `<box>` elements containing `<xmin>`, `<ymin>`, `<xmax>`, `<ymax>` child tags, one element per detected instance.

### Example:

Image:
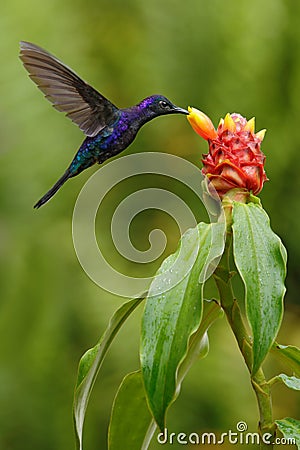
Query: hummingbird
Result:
<box><xmin>19</xmin><ymin>42</ymin><xmax>188</xmax><ymax>208</ymax></box>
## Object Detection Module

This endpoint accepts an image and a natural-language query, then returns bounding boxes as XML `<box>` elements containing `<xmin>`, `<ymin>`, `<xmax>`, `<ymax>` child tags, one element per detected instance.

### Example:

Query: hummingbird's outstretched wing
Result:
<box><xmin>19</xmin><ymin>41</ymin><xmax>120</xmax><ymax>137</ymax></box>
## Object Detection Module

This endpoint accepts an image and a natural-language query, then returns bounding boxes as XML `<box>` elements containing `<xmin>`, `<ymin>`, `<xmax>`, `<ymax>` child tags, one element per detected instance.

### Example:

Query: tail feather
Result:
<box><xmin>34</xmin><ymin>170</ymin><xmax>71</xmax><ymax>209</ymax></box>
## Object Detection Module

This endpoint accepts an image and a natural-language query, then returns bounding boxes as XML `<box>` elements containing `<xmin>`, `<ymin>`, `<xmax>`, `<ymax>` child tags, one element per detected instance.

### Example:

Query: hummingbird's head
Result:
<box><xmin>139</xmin><ymin>95</ymin><xmax>189</xmax><ymax>117</ymax></box>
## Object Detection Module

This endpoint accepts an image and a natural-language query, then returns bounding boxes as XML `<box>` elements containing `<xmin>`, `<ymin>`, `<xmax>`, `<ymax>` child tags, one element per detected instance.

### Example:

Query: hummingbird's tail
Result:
<box><xmin>34</xmin><ymin>170</ymin><xmax>71</xmax><ymax>209</ymax></box>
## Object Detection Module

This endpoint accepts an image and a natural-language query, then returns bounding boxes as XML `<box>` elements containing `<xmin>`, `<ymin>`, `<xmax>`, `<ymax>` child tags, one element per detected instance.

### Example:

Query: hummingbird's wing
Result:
<box><xmin>19</xmin><ymin>41</ymin><xmax>120</xmax><ymax>137</ymax></box>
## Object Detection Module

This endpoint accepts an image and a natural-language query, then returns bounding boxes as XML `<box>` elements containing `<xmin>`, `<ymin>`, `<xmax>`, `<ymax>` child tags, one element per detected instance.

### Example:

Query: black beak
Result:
<box><xmin>173</xmin><ymin>105</ymin><xmax>189</xmax><ymax>115</ymax></box>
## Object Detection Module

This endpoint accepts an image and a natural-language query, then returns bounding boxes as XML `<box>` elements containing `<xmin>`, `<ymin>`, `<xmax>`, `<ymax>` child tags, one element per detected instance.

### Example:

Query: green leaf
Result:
<box><xmin>276</xmin><ymin>417</ymin><xmax>300</xmax><ymax>448</ymax></box>
<box><xmin>271</xmin><ymin>344</ymin><xmax>300</xmax><ymax>377</ymax></box>
<box><xmin>232</xmin><ymin>202</ymin><xmax>287</xmax><ymax>374</ymax></box>
<box><xmin>73</xmin><ymin>297</ymin><xmax>144</xmax><ymax>450</ymax></box>
<box><xmin>277</xmin><ymin>374</ymin><xmax>300</xmax><ymax>390</ymax></box>
<box><xmin>108</xmin><ymin>371</ymin><xmax>152</xmax><ymax>450</ymax></box>
<box><xmin>141</xmin><ymin>221</ymin><xmax>225</xmax><ymax>429</ymax></box>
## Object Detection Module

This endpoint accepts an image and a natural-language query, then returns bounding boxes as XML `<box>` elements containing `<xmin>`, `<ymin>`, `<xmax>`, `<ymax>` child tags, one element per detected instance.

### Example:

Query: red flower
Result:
<box><xmin>187</xmin><ymin>107</ymin><xmax>268</xmax><ymax>198</ymax></box>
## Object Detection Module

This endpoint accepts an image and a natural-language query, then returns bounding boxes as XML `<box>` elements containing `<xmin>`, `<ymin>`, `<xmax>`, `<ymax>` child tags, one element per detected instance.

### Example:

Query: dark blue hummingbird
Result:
<box><xmin>19</xmin><ymin>42</ymin><xmax>188</xmax><ymax>208</ymax></box>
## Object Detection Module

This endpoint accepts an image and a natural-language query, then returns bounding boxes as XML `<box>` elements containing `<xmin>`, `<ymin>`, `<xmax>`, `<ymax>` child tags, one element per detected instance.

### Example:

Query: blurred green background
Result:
<box><xmin>1</xmin><ymin>0</ymin><xmax>300</xmax><ymax>449</ymax></box>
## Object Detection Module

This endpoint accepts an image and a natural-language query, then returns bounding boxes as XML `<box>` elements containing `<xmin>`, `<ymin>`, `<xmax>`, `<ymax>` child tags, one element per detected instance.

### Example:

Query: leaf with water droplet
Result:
<box><xmin>232</xmin><ymin>202</ymin><xmax>287</xmax><ymax>374</ymax></box>
<box><xmin>140</xmin><ymin>221</ymin><xmax>226</xmax><ymax>429</ymax></box>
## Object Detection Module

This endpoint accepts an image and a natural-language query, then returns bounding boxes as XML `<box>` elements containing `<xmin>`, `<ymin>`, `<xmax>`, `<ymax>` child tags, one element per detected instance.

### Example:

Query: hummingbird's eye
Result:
<box><xmin>159</xmin><ymin>100</ymin><xmax>169</xmax><ymax>108</ymax></box>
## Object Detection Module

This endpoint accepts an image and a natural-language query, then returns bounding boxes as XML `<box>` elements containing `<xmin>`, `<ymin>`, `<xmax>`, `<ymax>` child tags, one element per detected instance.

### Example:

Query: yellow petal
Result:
<box><xmin>223</xmin><ymin>113</ymin><xmax>236</xmax><ymax>133</ymax></box>
<box><xmin>244</xmin><ymin>117</ymin><xmax>255</xmax><ymax>133</ymax></box>
<box><xmin>218</xmin><ymin>118</ymin><xmax>224</xmax><ymax>128</ymax></box>
<box><xmin>187</xmin><ymin>106</ymin><xmax>217</xmax><ymax>140</ymax></box>
<box><xmin>256</xmin><ymin>129</ymin><xmax>267</xmax><ymax>141</ymax></box>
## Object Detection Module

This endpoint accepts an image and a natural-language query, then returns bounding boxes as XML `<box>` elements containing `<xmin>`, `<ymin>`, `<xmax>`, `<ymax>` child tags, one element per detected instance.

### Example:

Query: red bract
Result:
<box><xmin>187</xmin><ymin>107</ymin><xmax>268</xmax><ymax>197</ymax></box>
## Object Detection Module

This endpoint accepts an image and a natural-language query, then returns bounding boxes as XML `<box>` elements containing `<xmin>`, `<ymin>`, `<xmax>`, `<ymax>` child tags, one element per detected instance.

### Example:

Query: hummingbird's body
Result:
<box><xmin>19</xmin><ymin>42</ymin><xmax>188</xmax><ymax>208</ymax></box>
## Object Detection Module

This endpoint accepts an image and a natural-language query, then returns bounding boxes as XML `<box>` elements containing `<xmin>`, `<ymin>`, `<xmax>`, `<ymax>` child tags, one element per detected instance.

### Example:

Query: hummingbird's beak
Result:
<box><xmin>173</xmin><ymin>106</ymin><xmax>189</xmax><ymax>115</ymax></box>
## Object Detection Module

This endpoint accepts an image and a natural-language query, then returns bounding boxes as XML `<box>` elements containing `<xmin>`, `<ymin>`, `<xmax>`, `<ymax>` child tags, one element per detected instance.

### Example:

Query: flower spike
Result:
<box><xmin>187</xmin><ymin>108</ymin><xmax>268</xmax><ymax>197</ymax></box>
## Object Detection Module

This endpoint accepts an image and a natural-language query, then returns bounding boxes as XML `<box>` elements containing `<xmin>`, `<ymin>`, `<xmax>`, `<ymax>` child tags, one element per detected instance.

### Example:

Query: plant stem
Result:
<box><xmin>214</xmin><ymin>233</ymin><xmax>276</xmax><ymax>449</ymax></box>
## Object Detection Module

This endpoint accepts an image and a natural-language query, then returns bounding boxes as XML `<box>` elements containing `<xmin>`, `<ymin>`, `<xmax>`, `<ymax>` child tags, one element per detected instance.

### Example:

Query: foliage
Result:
<box><xmin>73</xmin><ymin>194</ymin><xmax>300</xmax><ymax>449</ymax></box>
